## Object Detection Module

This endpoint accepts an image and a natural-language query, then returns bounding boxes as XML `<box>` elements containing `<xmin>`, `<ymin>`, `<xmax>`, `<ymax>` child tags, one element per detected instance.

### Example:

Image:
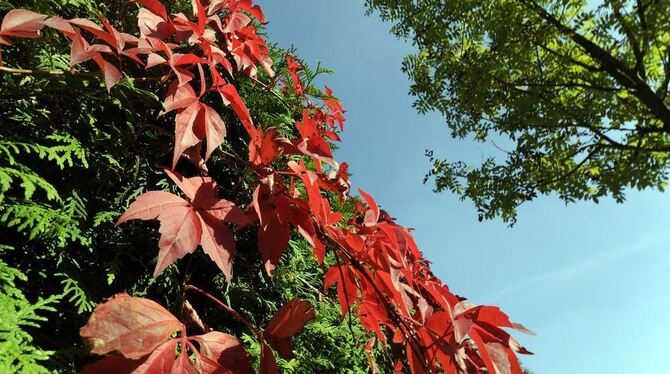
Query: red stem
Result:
<box><xmin>184</xmin><ymin>284</ymin><xmax>262</xmax><ymax>336</ymax></box>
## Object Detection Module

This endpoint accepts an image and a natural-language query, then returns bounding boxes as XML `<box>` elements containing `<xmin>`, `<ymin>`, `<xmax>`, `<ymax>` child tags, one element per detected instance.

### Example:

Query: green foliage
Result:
<box><xmin>366</xmin><ymin>0</ymin><xmax>670</xmax><ymax>223</ymax></box>
<box><xmin>0</xmin><ymin>258</ymin><xmax>60</xmax><ymax>374</ymax></box>
<box><xmin>1</xmin><ymin>192</ymin><xmax>90</xmax><ymax>248</ymax></box>
<box><xmin>0</xmin><ymin>133</ymin><xmax>87</xmax><ymax>203</ymax></box>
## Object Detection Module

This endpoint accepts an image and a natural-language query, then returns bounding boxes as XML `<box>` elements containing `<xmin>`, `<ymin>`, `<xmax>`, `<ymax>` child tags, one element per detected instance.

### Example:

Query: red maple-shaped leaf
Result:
<box><xmin>80</xmin><ymin>293</ymin><xmax>184</xmax><ymax>359</ymax></box>
<box><xmin>171</xmin><ymin>97</ymin><xmax>227</xmax><ymax>168</ymax></box>
<box><xmin>251</xmin><ymin>179</ymin><xmax>319</xmax><ymax>275</ymax></box>
<box><xmin>117</xmin><ymin>169</ymin><xmax>247</xmax><ymax>278</ymax></box>
<box><xmin>0</xmin><ymin>9</ymin><xmax>47</xmax><ymax>46</ymax></box>
<box><xmin>263</xmin><ymin>299</ymin><xmax>315</xmax><ymax>359</ymax></box>
<box><xmin>81</xmin><ymin>294</ymin><xmax>254</xmax><ymax>373</ymax></box>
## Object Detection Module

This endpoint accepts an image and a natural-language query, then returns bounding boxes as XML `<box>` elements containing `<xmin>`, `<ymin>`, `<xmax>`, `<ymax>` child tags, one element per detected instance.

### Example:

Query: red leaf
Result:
<box><xmin>235</xmin><ymin>0</ymin><xmax>266</xmax><ymax>23</ymax></box>
<box><xmin>249</xmin><ymin>128</ymin><xmax>282</xmax><ymax>166</ymax></box>
<box><xmin>218</xmin><ymin>83</ymin><xmax>257</xmax><ymax>137</ymax></box>
<box><xmin>80</xmin><ymin>355</ymin><xmax>143</xmax><ymax>374</ymax></box>
<box><xmin>468</xmin><ymin>329</ymin><xmax>498</xmax><ymax>374</ymax></box>
<box><xmin>80</xmin><ymin>293</ymin><xmax>184</xmax><ymax>359</ymax></box>
<box><xmin>93</xmin><ymin>55</ymin><xmax>122</xmax><ymax>92</ymax></box>
<box><xmin>183</xmin><ymin>300</ymin><xmax>209</xmax><ymax>333</ymax></box>
<box><xmin>137</xmin><ymin>7</ymin><xmax>174</xmax><ymax>39</ymax></box>
<box><xmin>163</xmin><ymin>81</ymin><xmax>198</xmax><ymax>114</ymax></box>
<box><xmin>134</xmin><ymin>339</ymin><xmax>179</xmax><ymax>372</ymax></box>
<box><xmin>69</xmin><ymin>33</ymin><xmax>112</xmax><ymax>67</ymax></box>
<box><xmin>407</xmin><ymin>344</ymin><xmax>427</xmax><ymax>374</ymax></box>
<box><xmin>285</xmin><ymin>54</ymin><xmax>304</xmax><ymax>96</ymax></box>
<box><xmin>257</xmin><ymin>218</ymin><xmax>291</xmax><ymax>276</ymax></box>
<box><xmin>156</xmin><ymin>207</ymin><xmax>202</xmax><ymax>276</ymax></box>
<box><xmin>43</xmin><ymin>16</ymin><xmax>76</xmax><ymax>38</ymax></box>
<box><xmin>265</xmin><ymin>299</ymin><xmax>315</xmax><ymax>341</ymax></box>
<box><xmin>173</xmin><ymin>101</ymin><xmax>203</xmax><ymax>168</ymax></box>
<box><xmin>192</xmin><ymin>332</ymin><xmax>254</xmax><ymax>374</ymax></box>
<box><xmin>259</xmin><ymin>343</ymin><xmax>279</xmax><ymax>374</ymax></box>
<box><xmin>203</xmin><ymin>198</ymin><xmax>250</xmax><ymax>225</ymax></box>
<box><xmin>193</xmin><ymin>0</ymin><xmax>207</xmax><ymax>35</ymax></box>
<box><xmin>82</xmin><ymin>295</ymin><xmax>254</xmax><ymax>373</ymax></box>
<box><xmin>358</xmin><ymin>188</ymin><xmax>380</xmax><ymax>226</ymax></box>
<box><xmin>69</xmin><ymin>18</ymin><xmax>120</xmax><ymax>52</ymax></box>
<box><xmin>134</xmin><ymin>0</ymin><xmax>169</xmax><ymax>21</ymax></box>
<box><xmin>116</xmin><ymin>191</ymin><xmax>188</xmax><ymax>224</ymax></box>
<box><xmin>224</xmin><ymin>11</ymin><xmax>251</xmax><ymax>34</ymax></box>
<box><xmin>200</xmin><ymin>104</ymin><xmax>227</xmax><ymax>161</ymax></box>
<box><xmin>118</xmin><ymin>170</ymin><xmax>244</xmax><ymax>277</ymax></box>
<box><xmin>164</xmin><ymin>167</ymin><xmax>208</xmax><ymax>201</ymax></box>
<box><xmin>324</xmin><ymin>264</ymin><xmax>359</xmax><ymax>316</ymax></box>
<box><xmin>198</xmin><ymin>212</ymin><xmax>236</xmax><ymax>279</ymax></box>
<box><xmin>171</xmin><ymin>100</ymin><xmax>228</xmax><ymax>168</ymax></box>
<box><xmin>0</xmin><ymin>9</ymin><xmax>46</xmax><ymax>40</ymax></box>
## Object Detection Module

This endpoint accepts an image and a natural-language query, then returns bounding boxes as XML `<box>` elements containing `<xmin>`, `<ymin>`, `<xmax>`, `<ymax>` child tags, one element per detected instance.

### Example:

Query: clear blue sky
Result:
<box><xmin>261</xmin><ymin>2</ymin><xmax>670</xmax><ymax>373</ymax></box>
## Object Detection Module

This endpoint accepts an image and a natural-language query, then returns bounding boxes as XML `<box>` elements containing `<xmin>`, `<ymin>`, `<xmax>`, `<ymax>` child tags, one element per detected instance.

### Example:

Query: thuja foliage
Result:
<box><xmin>0</xmin><ymin>1</ymin><xmax>531</xmax><ymax>373</ymax></box>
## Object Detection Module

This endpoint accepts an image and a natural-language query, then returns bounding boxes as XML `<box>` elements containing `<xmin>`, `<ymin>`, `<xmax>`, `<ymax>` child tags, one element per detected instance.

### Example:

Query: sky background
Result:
<box><xmin>260</xmin><ymin>2</ymin><xmax>670</xmax><ymax>373</ymax></box>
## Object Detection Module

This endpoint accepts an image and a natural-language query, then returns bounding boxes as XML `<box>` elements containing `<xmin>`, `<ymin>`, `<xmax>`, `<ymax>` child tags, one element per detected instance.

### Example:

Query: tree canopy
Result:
<box><xmin>366</xmin><ymin>0</ymin><xmax>670</xmax><ymax>223</ymax></box>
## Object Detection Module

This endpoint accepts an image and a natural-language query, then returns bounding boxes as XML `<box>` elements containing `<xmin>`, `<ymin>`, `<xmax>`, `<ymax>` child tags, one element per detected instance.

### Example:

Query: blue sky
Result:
<box><xmin>260</xmin><ymin>2</ymin><xmax>670</xmax><ymax>373</ymax></box>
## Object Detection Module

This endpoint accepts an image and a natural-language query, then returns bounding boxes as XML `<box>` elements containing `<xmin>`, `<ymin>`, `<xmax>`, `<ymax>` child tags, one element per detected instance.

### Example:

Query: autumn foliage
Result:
<box><xmin>0</xmin><ymin>1</ymin><xmax>531</xmax><ymax>373</ymax></box>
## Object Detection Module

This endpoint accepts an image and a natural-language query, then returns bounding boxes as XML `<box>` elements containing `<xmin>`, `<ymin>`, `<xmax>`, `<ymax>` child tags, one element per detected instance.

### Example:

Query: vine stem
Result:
<box><xmin>0</xmin><ymin>66</ymin><xmax>160</xmax><ymax>82</ymax></box>
<box><xmin>184</xmin><ymin>284</ymin><xmax>262</xmax><ymax>337</ymax></box>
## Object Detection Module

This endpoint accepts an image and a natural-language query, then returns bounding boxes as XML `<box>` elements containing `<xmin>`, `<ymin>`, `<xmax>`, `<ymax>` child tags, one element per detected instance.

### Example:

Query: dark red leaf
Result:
<box><xmin>192</xmin><ymin>332</ymin><xmax>254</xmax><ymax>374</ymax></box>
<box><xmin>259</xmin><ymin>343</ymin><xmax>279</xmax><ymax>374</ymax></box>
<box><xmin>80</xmin><ymin>293</ymin><xmax>184</xmax><ymax>359</ymax></box>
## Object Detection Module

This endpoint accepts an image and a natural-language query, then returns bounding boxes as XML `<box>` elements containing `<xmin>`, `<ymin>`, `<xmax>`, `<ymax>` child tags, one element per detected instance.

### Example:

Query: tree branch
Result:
<box><xmin>521</xmin><ymin>0</ymin><xmax>670</xmax><ymax>129</ymax></box>
<box><xmin>184</xmin><ymin>284</ymin><xmax>262</xmax><ymax>336</ymax></box>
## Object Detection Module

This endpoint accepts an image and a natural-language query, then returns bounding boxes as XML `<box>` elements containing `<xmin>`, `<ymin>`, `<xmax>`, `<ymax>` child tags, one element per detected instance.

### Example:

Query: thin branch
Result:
<box><xmin>520</xmin><ymin>0</ymin><xmax>670</xmax><ymax>129</ymax></box>
<box><xmin>0</xmin><ymin>66</ymin><xmax>160</xmax><ymax>82</ymax></box>
<box><xmin>535</xmin><ymin>144</ymin><xmax>600</xmax><ymax>188</ymax></box>
<box><xmin>248</xmin><ymin>75</ymin><xmax>292</xmax><ymax>110</ymax></box>
<box><xmin>611</xmin><ymin>2</ymin><xmax>645</xmax><ymax>79</ymax></box>
<box><xmin>184</xmin><ymin>284</ymin><xmax>262</xmax><ymax>336</ymax></box>
<box><xmin>590</xmin><ymin>126</ymin><xmax>670</xmax><ymax>152</ymax></box>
